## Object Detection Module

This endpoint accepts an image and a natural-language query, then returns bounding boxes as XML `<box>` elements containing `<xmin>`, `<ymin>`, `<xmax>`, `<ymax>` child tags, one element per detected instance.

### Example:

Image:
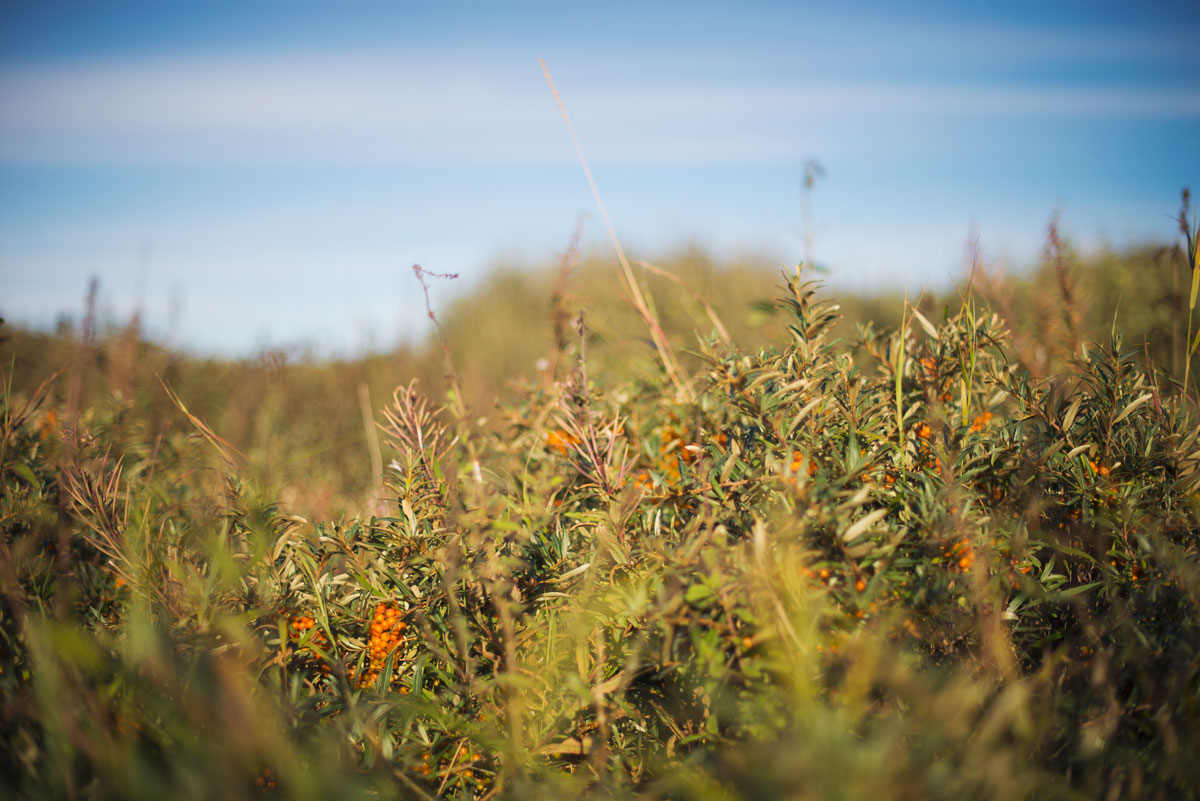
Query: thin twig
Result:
<box><xmin>538</xmin><ymin>58</ymin><xmax>692</xmax><ymax>400</ymax></box>
<box><xmin>64</xmin><ymin>277</ymin><xmax>99</xmax><ymax>462</ymax></box>
<box><xmin>411</xmin><ymin>264</ymin><xmax>481</xmax><ymax>504</ymax></box>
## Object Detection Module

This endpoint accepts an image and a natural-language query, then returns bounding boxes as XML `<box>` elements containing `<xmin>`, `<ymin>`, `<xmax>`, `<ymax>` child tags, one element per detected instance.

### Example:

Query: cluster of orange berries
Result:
<box><xmin>944</xmin><ymin>538</ymin><xmax>975</xmax><ymax>571</ymax></box>
<box><xmin>629</xmin><ymin>421</ymin><xmax>718</xmax><ymax>491</ymax></box>
<box><xmin>287</xmin><ymin>613</ymin><xmax>330</xmax><ymax>675</ymax></box>
<box><xmin>913</xmin><ymin>422</ymin><xmax>944</xmax><ymax>471</ymax></box>
<box><xmin>655</xmin><ymin>421</ymin><xmax>704</xmax><ymax>484</ymax></box>
<box><xmin>850</xmin><ymin>577</ymin><xmax>879</xmax><ymax>619</ymax></box>
<box><xmin>803</xmin><ymin>566</ymin><xmax>866</xmax><ymax>595</ymax></box>
<box><xmin>288</xmin><ymin>614</ymin><xmax>322</xmax><ymax>639</ymax></box>
<box><xmin>789</xmin><ymin>449</ymin><xmax>819</xmax><ymax>477</ymax></box>
<box><xmin>970</xmin><ymin>411</ymin><xmax>993</xmax><ymax>432</ymax></box>
<box><xmin>416</xmin><ymin>742</ymin><xmax>484</xmax><ymax>784</ymax></box>
<box><xmin>906</xmin><ymin>407</ymin><xmax>995</xmax><ymax>441</ymax></box>
<box><xmin>1004</xmin><ymin>556</ymin><xmax>1035</xmax><ymax>588</ymax></box>
<box><xmin>797</xmin><ymin>565</ymin><xmax>829</xmax><ymax>590</ymax></box>
<box><xmin>1111</xmin><ymin>558</ymin><xmax>1141</xmax><ymax>583</ymax></box>
<box><xmin>1057</xmin><ymin>507</ymin><xmax>1082</xmax><ymax>529</ymax></box>
<box><xmin>1087</xmin><ymin>460</ymin><xmax>1120</xmax><ymax>505</ymax></box>
<box><xmin>37</xmin><ymin>408</ymin><xmax>58</xmax><ymax>441</ymax></box>
<box><xmin>358</xmin><ymin>603</ymin><xmax>408</xmax><ymax>687</ymax></box>
<box><xmin>920</xmin><ymin>357</ymin><xmax>955</xmax><ymax>403</ymax></box>
<box><xmin>254</xmin><ymin>768</ymin><xmax>276</xmax><ymax>792</ymax></box>
<box><xmin>547</xmin><ymin>429</ymin><xmax>580</xmax><ymax>456</ymax></box>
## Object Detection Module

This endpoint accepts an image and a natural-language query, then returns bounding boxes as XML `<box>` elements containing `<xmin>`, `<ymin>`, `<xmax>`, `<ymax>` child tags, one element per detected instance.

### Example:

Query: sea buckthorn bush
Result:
<box><xmin>2</xmin><ymin>259</ymin><xmax>1200</xmax><ymax>800</ymax></box>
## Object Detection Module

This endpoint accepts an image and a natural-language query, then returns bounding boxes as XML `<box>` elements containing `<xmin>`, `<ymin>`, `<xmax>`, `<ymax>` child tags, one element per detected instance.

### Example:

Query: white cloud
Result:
<box><xmin>1</xmin><ymin>48</ymin><xmax>1197</xmax><ymax>167</ymax></box>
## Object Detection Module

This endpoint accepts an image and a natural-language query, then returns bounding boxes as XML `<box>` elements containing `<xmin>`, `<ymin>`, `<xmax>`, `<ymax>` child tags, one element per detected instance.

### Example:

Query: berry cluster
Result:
<box><xmin>416</xmin><ymin>742</ymin><xmax>486</xmax><ymax>790</ymax></box>
<box><xmin>944</xmin><ymin>538</ymin><xmax>975</xmax><ymax>572</ymax></box>
<box><xmin>287</xmin><ymin>613</ymin><xmax>330</xmax><ymax>676</ymax></box>
<box><xmin>546</xmin><ymin>428</ymin><xmax>580</xmax><ymax>455</ymax></box>
<box><xmin>789</xmin><ymin>449</ymin><xmax>819</xmax><ymax>477</ymax></box>
<box><xmin>358</xmin><ymin>603</ymin><xmax>407</xmax><ymax>687</ymax></box>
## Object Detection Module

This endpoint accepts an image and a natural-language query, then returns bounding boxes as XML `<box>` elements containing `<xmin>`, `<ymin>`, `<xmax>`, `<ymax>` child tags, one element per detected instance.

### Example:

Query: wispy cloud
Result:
<box><xmin>2</xmin><ymin>48</ymin><xmax>1197</xmax><ymax>167</ymax></box>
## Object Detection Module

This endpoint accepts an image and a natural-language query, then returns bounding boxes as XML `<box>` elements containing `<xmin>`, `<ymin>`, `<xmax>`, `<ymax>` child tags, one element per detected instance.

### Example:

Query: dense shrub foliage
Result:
<box><xmin>2</xmin><ymin>263</ymin><xmax>1200</xmax><ymax>800</ymax></box>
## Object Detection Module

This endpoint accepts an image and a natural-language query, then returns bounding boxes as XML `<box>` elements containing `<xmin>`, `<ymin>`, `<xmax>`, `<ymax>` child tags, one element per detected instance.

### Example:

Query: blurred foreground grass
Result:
<box><xmin>2</xmin><ymin>221</ymin><xmax>1199</xmax><ymax>800</ymax></box>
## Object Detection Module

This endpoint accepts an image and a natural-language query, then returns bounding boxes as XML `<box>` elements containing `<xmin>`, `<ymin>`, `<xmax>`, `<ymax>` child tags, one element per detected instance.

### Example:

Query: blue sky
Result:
<box><xmin>1</xmin><ymin>0</ymin><xmax>1198</xmax><ymax>356</ymax></box>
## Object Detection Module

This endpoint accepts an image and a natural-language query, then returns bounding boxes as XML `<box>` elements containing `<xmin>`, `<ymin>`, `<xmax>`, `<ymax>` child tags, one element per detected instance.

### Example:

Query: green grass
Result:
<box><xmin>2</xmin><ymin>225</ymin><xmax>1200</xmax><ymax>800</ymax></box>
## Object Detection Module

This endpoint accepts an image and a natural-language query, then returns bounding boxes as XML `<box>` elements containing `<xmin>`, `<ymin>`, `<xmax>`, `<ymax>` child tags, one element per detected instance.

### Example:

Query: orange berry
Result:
<box><xmin>970</xmin><ymin>411</ymin><xmax>993</xmax><ymax>432</ymax></box>
<box><xmin>855</xmin><ymin>578</ymin><xmax>866</xmax><ymax>593</ymax></box>
<box><xmin>547</xmin><ymin>429</ymin><xmax>580</xmax><ymax>455</ymax></box>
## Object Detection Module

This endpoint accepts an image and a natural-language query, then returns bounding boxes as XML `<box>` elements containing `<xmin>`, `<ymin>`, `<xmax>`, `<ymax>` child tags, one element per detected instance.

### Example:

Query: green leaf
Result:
<box><xmin>1047</xmin><ymin>581</ymin><xmax>1102</xmax><ymax>601</ymax></box>
<box><xmin>1112</xmin><ymin>392</ymin><xmax>1152</xmax><ymax>426</ymax></box>
<box><xmin>685</xmin><ymin>583</ymin><xmax>715</xmax><ymax>607</ymax></box>
<box><xmin>910</xmin><ymin>306</ymin><xmax>939</xmax><ymax>340</ymax></box>
<box><xmin>8</xmin><ymin>461</ymin><xmax>40</xmax><ymax>490</ymax></box>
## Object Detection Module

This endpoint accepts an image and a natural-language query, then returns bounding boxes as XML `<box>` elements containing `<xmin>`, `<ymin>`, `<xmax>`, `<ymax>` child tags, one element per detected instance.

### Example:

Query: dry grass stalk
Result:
<box><xmin>64</xmin><ymin>277</ymin><xmax>98</xmax><ymax>462</ymax></box>
<box><xmin>538</xmin><ymin>57</ymin><xmax>693</xmax><ymax>401</ymax></box>
<box><xmin>554</xmin><ymin>312</ymin><xmax>636</xmax><ymax>501</ymax></box>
